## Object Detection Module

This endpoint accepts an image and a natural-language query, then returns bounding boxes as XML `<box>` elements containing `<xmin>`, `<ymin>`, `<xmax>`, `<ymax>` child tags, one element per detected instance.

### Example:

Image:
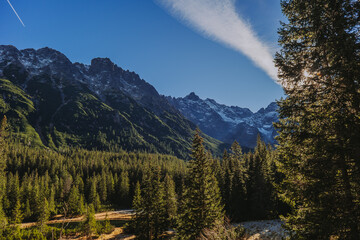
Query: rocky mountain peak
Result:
<box><xmin>184</xmin><ymin>92</ymin><xmax>200</xmax><ymax>101</ymax></box>
<box><xmin>264</xmin><ymin>102</ymin><xmax>278</xmax><ymax>112</ymax></box>
<box><xmin>90</xmin><ymin>57</ymin><xmax>116</xmax><ymax>73</ymax></box>
<box><xmin>36</xmin><ymin>47</ymin><xmax>71</xmax><ymax>64</ymax></box>
<box><xmin>167</xmin><ymin>93</ymin><xmax>279</xmax><ymax>148</ymax></box>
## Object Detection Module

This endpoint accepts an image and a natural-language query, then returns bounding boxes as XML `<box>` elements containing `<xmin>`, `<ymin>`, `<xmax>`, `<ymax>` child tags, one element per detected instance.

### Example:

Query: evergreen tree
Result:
<box><xmin>246</xmin><ymin>137</ymin><xmax>273</xmax><ymax>220</ymax></box>
<box><xmin>119</xmin><ymin>171</ymin><xmax>130</xmax><ymax>207</ymax></box>
<box><xmin>150</xmin><ymin>169</ymin><xmax>167</xmax><ymax>239</ymax></box>
<box><xmin>37</xmin><ymin>197</ymin><xmax>50</xmax><ymax>232</ymax></box>
<box><xmin>48</xmin><ymin>186</ymin><xmax>56</xmax><ymax>215</ymax></box>
<box><xmin>275</xmin><ymin>0</ymin><xmax>360</xmax><ymax>239</ymax></box>
<box><xmin>99</xmin><ymin>171</ymin><xmax>107</xmax><ymax>203</ymax></box>
<box><xmin>23</xmin><ymin>199</ymin><xmax>32</xmax><ymax>221</ymax></box>
<box><xmin>225</xmin><ymin>141</ymin><xmax>248</xmax><ymax>221</ymax></box>
<box><xmin>68</xmin><ymin>186</ymin><xmax>82</xmax><ymax>216</ymax></box>
<box><xmin>177</xmin><ymin>129</ymin><xmax>224</xmax><ymax>239</ymax></box>
<box><xmin>83</xmin><ymin>204</ymin><xmax>97</xmax><ymax>239</ymax></box>
<box><xmin>0</xmin><ymin>116</ymin><xmax>7</xmax><ymax>230</ymax></box>
<box><xmin>164</xmin><ymin>174</ymin><xmax>177</xmax><ymax>227</ymax></box>
<box><xmin>132</xmin><ymin>167</ymin><xmax>167</xmax><ymax>240</ymax></box>
<box><xmin>131</xmin><ymin>181</ymin><xmax>142</xmax><ymax>234</ymax></box>
<box><xmin>88</xmin><ymin>178</ymin><xmax>96</xmax><ymax>204</ymax></box>
<box><xmin>0</xmin><ymin>116</ymin><xmax>7</xmax><ymax>179</ymax></box>
<box><xmin>11</xmin><ymin>199</ymin><xmax>22</xmax><ymax>225</ymax></box>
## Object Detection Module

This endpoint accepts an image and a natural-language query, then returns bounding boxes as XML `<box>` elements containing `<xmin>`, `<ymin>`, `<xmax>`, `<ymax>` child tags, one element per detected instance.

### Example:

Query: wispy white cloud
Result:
<box><xmin>155</xmin><ymin>0</ymin><xmax>279</xmax><ymax>83</ymax></box>
<box><xmin>6</xmin><ymin>0</ymin><xmax>26</xmax><ymax>27</ymax></box>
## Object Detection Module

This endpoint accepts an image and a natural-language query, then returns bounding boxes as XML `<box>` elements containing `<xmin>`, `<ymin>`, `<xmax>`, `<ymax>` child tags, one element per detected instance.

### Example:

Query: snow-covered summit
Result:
<box><xmin>166</xmin><ymin>93</ymin><xmax>279</xmax><ymax>148</ymax></box>
<box><xmin>0</xmin><ymin>45</ymin><xmax>176</xmax><ymax>115</ymax></box>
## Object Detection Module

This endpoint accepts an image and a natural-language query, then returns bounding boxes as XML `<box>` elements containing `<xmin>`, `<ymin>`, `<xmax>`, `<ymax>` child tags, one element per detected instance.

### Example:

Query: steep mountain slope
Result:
<box><xmin>0</xmin><ymin>45</ymin><xmax>223</xmax><ymax>158</ymax></box>
<box><xmin>166</xmin><ymin>92</ymin><xmax>279</xmax><ymax>148</ymax></box>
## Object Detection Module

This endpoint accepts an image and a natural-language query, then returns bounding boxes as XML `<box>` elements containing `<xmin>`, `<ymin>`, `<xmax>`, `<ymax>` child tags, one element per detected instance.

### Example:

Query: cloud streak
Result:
<box><xmin>6</xmin><ymin>0</ymin><xmax>25</xmax><ymax>27</ymax></box>
<box><xmin>155</xmin><ymin>0</ymin><xmax>278</xmax><ymax>83</ymax></box>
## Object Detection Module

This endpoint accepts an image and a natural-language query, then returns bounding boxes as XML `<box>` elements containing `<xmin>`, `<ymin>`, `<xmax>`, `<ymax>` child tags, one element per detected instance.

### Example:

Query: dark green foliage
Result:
<box><xmin>275</xmin><ymin>0</ymin><xmax>360</xmax><ymax>239</ymax></box>
<box><xmin>177</xmin><ymin>129</ymin><xmax>224</xmax><ymax>240</ymax></box>
<box><xmin>0</xmin><ymin>117</ymin><xmax>7</xmax><ymax>230</ymax></box>
<box><xmin>220</xmin><ymin>141</ymin><xmax>248</xmax><ymax>221</ymax></box>
<box><xmin>0</xmin><ymin>137</ymin><xmax>187</xmax><ymax>239</ymax></box>
<box><xmin>132</xmin><ymin>167</ymin><xmax>168</xmax><ymax>239</ymax></box>
<box><xmin>82</xmin><ymin>204</ymin><xmax>97</xmax><ymax>238</ymax></box>
<box><xmin>0</xmin><ymin>76</ymin><xmax>224</xmax><ymax>159</ymax></box>
<box><xmin>131</xmin><ymin>181</ymin><xmax>142</xmax><ymax>235</ymax></box>
<box><xmin>10</xmin><ymin>200</ymin><xmax>22</xmax><ymax>225</ymax></box>
<box><xmin>101</xmin><ymin>213</ymin><xmax>114</xmax><ymax>234</ymax></box>
<box><xmin>0</xmin><ymin>79</ymin><xmax>42</xmax><ymax>147</ymax></box>
<box><xmin>37</xmin><ymin>198</ymin><xmax>50</xmax><ymax>232</ymax></box>
<box><xmin>67</xmin><ymin>186</ymin><xmax>83</xmax><ymax>216</ymax></box>
<box><xmin>119</xmin><ymin>171</ymin><xmax>130</xmax><ymax>207</ymax></box>
<box><xmin>164</xmin><ymin>174</ymin><xmax>177</xmax><ymax>228</ymax></box>
<box><xmin>0</xmin><ymin>111</ymin><xmax>286</xmax><ymax>239</ymax></box>
<box><xmin>217</xmin><ymin>137</ymin><xmax>287</xmax><ymax>222</ymax></box>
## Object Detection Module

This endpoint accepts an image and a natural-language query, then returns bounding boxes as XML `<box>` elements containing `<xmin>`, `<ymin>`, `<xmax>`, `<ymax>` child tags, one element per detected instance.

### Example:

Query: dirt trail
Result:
<box><xmin>20</xmin><ymin>210</ymin><xmax>133</xmax><ymax>229</ymax></box>
<box><xmin>61</xmin><ymin>227</ymin><xmax>136</xmax><ymax>240</ymax></box>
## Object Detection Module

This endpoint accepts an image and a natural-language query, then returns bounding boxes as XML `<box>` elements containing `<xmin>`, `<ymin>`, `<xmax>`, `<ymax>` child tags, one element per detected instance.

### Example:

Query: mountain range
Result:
<box><xmin>166</xmin><ymin>93</ymin><xmax>278</xmax><ymax>148</ymax></box>
<box><xmin>0</xmin><ymin>45</ymin><xmax>278</xmax><ymax>157</ymax></box>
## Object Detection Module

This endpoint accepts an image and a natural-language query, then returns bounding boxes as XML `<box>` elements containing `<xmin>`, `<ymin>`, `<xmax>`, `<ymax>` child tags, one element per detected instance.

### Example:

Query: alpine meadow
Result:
<box><xmin>0</xmin><ymin>0</ymin><xmax>359</xmax><ymax>239</ymax></box>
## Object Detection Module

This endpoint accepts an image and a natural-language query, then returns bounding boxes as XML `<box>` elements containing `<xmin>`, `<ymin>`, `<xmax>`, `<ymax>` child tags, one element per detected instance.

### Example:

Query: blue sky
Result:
<box><xmin>1</xmin><ymin>0</ymin><xmax>284</xmax><ymax>111</ymax></box>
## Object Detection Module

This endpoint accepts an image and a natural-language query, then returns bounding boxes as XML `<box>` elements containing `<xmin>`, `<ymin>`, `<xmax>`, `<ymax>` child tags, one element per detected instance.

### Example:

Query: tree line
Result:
<box><xmin>0</xmin><ymin>115</ymin><xmax>285</xmax><ymax>239</ymax></box>
<box><xmin>128</xmin><ymin>130</ymin><xmax>287</xmax><ymax>239</ymax></box>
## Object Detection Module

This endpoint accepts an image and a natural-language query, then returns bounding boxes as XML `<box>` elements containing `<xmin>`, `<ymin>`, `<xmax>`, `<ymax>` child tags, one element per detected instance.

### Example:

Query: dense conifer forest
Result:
<box><xmin>0</xmin><ymin>115</ymin><xmax>286</xmax><ymax>239</ymax></box>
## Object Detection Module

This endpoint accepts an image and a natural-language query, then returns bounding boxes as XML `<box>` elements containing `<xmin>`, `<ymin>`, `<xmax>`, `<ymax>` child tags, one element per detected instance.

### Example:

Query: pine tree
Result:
<box><xmin>119</xmin><ymin>171</ymin><xmax>130</xmax><ymax>207</ymax></box>
<box><xmin>150</xmin><ymin>168</ymin><xmax>167</xmax><ymax>239</ymax></box>
<box><xmin>132</xmin><ymin>181</ymin><xmax>142</xmax><ymax>211</ymax></box>
<box><xmin>99</xmin><ymin>171</ymin><xmax>107</xmax><ymax>203</ymax></box>
<box><xmin>0</xmin><ymin>116</ymin><xmax>7</xmax><ymax>229</ymax></box>
<box><xmin>275</xmin><ymin>0</ymin><xmax>360</xmax><ymax>239</ymax></box>
<box><xmin>68</xmin><ymin>186</ymin><xmax>82</xmax><ymax>216</ymax></box>
<box><xmin>131</xmin><ymin>181</ymin><xmax>142</xmax><ymax>234</ymax></box>
<box><xmin>225</xmin><ymin>141</ymin><xmax>248</xmax><ymax>221</ymax></box>
<box><xmin>0</xmin><ymin>117</ymin><xmax>7</xmax><ymax>178</ymax></box>
<box><xmin>11</xmin><ymin>199</ymin><xmax>23</xmax><ymax>225</ymax></box>
<box><xmin>48</xmin><ymin>186</ymin><xmax>56</xmax><ymax>215</ymax></box>
<box><xmin>164</xmin><ymin>174</ymin><xmax>177</xmax><ymax>228</ymax></box>
<box><xmin>177</xmin><ymin>129</ymin><xmax>224</xmax><ymax>239</ymax></box>
<box><xmin>132</xmin><ymin>167</ymin><xmax>167</xmax><ymax>240</ymax></box>
<box><xmin>37</xmin><ymin>197</ymin><xmax>50</xmax><ymax>232</ymax></box>
<box><xmin>246</xmin><ymin>137</ymin><xmax>273</xmax><ymax>220</ymax></box>
<box><xmin>23</xmin><ymin>199</ymin><xmax>32</xmax><ymax>221</ymax></box>
<box><xmin>83</xmin><ymin>204</ymin><xmax>97</xmax><ymax>239</ymax></box>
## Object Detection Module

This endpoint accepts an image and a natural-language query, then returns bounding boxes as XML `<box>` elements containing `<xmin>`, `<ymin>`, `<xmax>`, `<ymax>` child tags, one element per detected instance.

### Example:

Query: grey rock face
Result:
<box><xmin>0</xmin><ymin>45</ymin><xmax>177</xmax><ymax>115</ymax></box>
<box><xmin>166</xmin><ymin>92</ymin><xmax>279</xmax><ymax>148</ymax></box>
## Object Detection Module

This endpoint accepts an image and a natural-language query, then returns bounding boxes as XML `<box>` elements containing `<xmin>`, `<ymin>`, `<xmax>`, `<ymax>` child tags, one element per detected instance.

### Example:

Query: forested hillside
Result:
<box><xmin>0</xmin><ymin>117</ymin><xmax>286</xmax><ymax>239</ymax></box>
<box><xmin>0</xmin><ymin>46</ymin><xmax>224</xmax><ymax>159</ymax></box>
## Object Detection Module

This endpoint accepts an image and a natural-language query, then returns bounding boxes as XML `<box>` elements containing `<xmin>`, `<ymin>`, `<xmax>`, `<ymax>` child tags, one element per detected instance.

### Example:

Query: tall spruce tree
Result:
<box><xmin>0</xmin><ymin>116</ymin><xmax>7</xmax><ymax>229</ymax></box>
<box><xmin>68</xmin><ymin>186</ymin><xmax>82</xmax><ymax>216</ymax></box>
<box><xmin>132</xmin><ymin>167</ymin><xmax>167</xmax><ymax>240</ymax></box>
<box><xmin>131</xmin><ymin>181</ymin><xmax>142</xmax><ymax>235</ymax></box>
<box><xmin>119</xmin><ymin>171</ymin><xmax>130</xmax><ymax>207</ymax></box>
<box><xmin>177</xmin><ymin>129</ymin><xmax>224</xmax><ymax>239</ymax></box>
<box><xmin>275</xmin><ymin>0</ymin><xmax>360</xmax><ymax>239</ymax></box>
<box><xmin>83</xmin><ymin>204</ymin><xmax>97</xmax><ymax>239</ymax></box>
<box><xmin>37</xmin><ymin>197</ymin><xmax>50</xmax><ymax>232</ymax></box>
<box><xmin>164</xmin><ymin>174</ymin><xmax>177</xmax><ymax>228</ymax></box>
<box><xmin>226</xmin><ymin>141</ymin><xmax>248</xmax><ymax>221</ymax></box>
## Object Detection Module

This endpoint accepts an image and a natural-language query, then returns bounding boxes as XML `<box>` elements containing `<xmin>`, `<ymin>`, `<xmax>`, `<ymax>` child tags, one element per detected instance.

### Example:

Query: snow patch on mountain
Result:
<box><xmin>0</xmin><ymin>45</ymin><xmax>176</xmax><ymax>115</ymax></box>
<box><xmin>166</xmin><ymin>92</ymin><xmax>279</xmax><ymax>148</ymax></box>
